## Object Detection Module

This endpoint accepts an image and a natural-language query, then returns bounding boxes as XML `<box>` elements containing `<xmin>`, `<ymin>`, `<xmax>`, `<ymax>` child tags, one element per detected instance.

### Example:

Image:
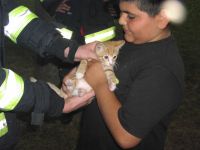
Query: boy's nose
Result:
<box><xmin>118</xmin><ymin>13</ymin><xmax>127</xmax><ymax>26</ymax></box>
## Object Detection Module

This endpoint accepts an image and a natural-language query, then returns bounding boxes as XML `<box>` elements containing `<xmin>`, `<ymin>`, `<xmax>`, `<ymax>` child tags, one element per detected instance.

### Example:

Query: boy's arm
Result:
<box><xmin>85</xmin><ymin>60</ymin><xmax>141</xmax><ymax>149</ymax></box>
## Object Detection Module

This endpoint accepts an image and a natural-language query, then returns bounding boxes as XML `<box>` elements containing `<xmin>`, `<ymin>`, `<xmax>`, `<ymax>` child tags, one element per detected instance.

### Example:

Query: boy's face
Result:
<box><xmin>119</xmin><ymin>1</ymin><xmax>168</xmax><ymax>44</ymax></box>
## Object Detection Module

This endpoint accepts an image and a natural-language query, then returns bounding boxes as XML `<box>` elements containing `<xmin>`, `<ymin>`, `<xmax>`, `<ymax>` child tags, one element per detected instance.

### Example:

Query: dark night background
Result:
<box><xmin>4</xmin><ymin>0</ymin><xmax>200</xmax><ymax>149</ymax></box>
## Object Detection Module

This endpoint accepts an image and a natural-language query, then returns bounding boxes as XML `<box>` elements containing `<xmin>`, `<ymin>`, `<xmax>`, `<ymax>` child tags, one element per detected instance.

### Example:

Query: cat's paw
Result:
<box><xmin>107</xmin><ymin>76</ymin><xmax>119</xmax><ymax>91</ymax></box>
<box><xmin>66</xmin><ymin>79</ymin><xmax>74</xmax><ymax>92</ymax></box>
<box><xmin>109</xmin><ymin>84</ymin><xmax>116</xmax><ymax>91</ymax></box>
<box><xmin>77</xmin><ymin>88</ymin><xmax>87</xmax><ymax>97</ymax></box>
<box><xmin>72</xmin><ymin>88</ymin><xmax>87</xmax><ymax>96</ymax></box>
<box><xmin>108</xmin><ymin>80</ymin><xmax>116</xmax><ymax>91</ymax></box>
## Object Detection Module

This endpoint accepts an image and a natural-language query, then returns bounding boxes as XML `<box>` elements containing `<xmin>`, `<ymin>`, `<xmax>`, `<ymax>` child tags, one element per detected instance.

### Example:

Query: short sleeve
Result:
<box><xmin>118</xmin><ymin>66</ymin><xmax>182</xmax><ymax>138</ymax></box>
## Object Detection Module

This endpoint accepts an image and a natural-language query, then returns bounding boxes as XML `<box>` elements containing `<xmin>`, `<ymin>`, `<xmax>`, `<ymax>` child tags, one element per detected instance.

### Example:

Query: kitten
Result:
<box><xmin>65</xmin><ymin>40</ymin><xmax>125</xmax><ymax>97</ymax></box>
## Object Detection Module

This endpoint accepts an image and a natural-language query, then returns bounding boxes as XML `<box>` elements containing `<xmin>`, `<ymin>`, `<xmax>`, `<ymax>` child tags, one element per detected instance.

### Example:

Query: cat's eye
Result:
<box><xmin>113</xmin><ymin>56</ymin><xmax>117</xmax><ymax>59</ymax></box>
<box><xmin>104</xmin><ymin>56</ymin><xmax>109</xmax><ymax>59</ymax></box>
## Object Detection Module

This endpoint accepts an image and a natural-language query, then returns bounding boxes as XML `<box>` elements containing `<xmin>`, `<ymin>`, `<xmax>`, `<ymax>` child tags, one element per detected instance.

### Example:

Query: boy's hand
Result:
<box><xmin>85</xmin><ymin>60</ymin><xmax>108</xmax><ymax>90</ymax></box>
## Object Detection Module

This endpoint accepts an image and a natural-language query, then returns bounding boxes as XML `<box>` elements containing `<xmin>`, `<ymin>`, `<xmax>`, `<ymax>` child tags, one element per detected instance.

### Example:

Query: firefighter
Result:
<box><xmin>0</xmin><ymin>0</ymin><xmax>96</xmax><ymax>149</ymax></box>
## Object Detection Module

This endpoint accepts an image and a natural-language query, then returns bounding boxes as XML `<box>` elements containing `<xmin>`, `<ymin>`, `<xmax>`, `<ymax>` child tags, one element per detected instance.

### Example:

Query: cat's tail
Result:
<box><xmin>30</xmin><ymin>77</ymin><xmax>68</xmax><ymax>99</ymax></box>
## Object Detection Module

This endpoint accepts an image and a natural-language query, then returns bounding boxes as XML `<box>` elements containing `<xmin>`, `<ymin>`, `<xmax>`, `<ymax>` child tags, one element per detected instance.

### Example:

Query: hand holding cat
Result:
<box><xmin>85</xmin><ymin>60</ymin><xmax>109</xmax><ymax>91</ymax></box>
<box><xmin>62</xmin><ymin>90</ymin><xmax>95</xmax><ymax>113</ymax></box>
<box><xmin>61</xmin><ymin>68</ymin><xmax>95</xmax><ymax>113</ymax></box>
<box><xmin>74</xmin><ymin>42</ymin><xmax>99</xmax><ymax>61</ymax></box>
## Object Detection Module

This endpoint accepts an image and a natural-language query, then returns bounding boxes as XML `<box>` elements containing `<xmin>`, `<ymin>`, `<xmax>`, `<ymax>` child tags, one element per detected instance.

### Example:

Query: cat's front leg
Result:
<box><xmin>104</xmin><ymin>69</ymin><xmax>119</xmax><ymax>91</ymax></box>
<box><xmin>76</xmin><ymin>60</ymin><xmax>88</xmax><ymax>79</ymax></box>
<box><xmin>108</xmin><ymin>74</ymin><xmax>118</xmax><ymax>91</ymax></box>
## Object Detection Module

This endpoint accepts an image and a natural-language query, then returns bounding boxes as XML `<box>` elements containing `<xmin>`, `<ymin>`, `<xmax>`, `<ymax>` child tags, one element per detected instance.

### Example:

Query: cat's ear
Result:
<box><xmin>95</xmin><ymin>42</ymin><xmax>105</xmax><ymax>53</ymax></box>
<box><xmin>115</xmin><ymin>40</ymin><xmax>125</xmax><ymax>50</ymax></box>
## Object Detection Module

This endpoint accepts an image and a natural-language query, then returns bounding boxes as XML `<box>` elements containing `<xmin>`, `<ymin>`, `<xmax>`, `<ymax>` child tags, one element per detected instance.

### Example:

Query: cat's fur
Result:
<box><xmin>66</xmin><ymin>40</ymin><xmax>125</xmax><ymax>96</ymax></box>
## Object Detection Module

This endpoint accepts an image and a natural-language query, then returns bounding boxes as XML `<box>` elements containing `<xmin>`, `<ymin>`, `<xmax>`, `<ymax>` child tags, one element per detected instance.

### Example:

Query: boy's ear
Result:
<box><xmin>156</xmin><ymin>10</ymin><xmax>170</xmax><ymax>29</ymax></box>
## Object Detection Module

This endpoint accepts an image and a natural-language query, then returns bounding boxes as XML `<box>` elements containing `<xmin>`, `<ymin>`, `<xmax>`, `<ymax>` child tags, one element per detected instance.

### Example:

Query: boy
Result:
<box><xmin>68</xmin><ymin>0</ymin><xmax>185</xmax><ymax>149</ymax></box>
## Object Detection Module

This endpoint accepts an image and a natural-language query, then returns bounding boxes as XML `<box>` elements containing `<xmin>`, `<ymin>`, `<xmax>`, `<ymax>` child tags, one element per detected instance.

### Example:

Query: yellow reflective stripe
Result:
<box><xmin>0</xmin><ymin>69</ymin><xmax>24</xmax><ymax>111</ymax></box>
<box><xmin>56</xmin><ymin>28</ymin><xmax>73</xmax><ymax>39</ymax></box>
<box><xmin>0</xmin><ymin>113</ymin><xmax>8</xmax><ymax>137</ymax></box>
<box><xmin>84</xmin><ymin>26</ymin><xmax>116</xmax><ymax>44</ymax></box>
<box><xmin>4</xmin><ymin>6</ymin><xmax>38</xmax><ymax>43</ymax></box>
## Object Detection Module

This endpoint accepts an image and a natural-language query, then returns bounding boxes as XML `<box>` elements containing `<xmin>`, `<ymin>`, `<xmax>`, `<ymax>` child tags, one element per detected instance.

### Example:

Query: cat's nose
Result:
<box><xmin>109</xmin><ymin>61</ymin><xmax>113</xmax><ymax>66</ymax></box>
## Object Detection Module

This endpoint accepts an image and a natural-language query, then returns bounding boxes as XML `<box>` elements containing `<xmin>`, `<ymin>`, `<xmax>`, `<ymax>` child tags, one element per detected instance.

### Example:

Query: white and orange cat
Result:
<box><xmin>30</xmin><ymin>40</ymin><xmax>125</xmax><ymax>98</ymax></box>
<box><xmin>65</xmin><ymin>40</ymin><xmax>125</xmax><ymax>97</ymax></box>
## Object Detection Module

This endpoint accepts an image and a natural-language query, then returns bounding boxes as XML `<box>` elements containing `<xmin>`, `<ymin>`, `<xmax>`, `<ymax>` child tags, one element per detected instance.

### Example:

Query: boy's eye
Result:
<box><xmin>128</xmin><ymin>14</ymin><xmax>135</xmax><ymax>19</ymax></box>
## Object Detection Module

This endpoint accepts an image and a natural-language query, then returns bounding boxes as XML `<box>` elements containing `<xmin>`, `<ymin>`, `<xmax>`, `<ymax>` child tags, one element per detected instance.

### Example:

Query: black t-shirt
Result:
<box><xmin>77</xmin><ymin>36</ymin><xmax>185</xmax><ymax>150</ymax></box>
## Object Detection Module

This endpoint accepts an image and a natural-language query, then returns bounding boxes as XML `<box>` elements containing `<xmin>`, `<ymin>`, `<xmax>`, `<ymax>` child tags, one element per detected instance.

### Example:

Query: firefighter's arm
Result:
<box><xmin>0</xmin><ymin>68</ymin><xmax>95</xmax><ymax>125</ymax></box>
<box><xmin>4</xmin><ymin>0</ymin><xmax>97</xmax><ymax>63</ymax></box>
<box><xmin>0</xmin><ymin>68</ymin><xmax>64</xmax><ymax>118</ymax></box>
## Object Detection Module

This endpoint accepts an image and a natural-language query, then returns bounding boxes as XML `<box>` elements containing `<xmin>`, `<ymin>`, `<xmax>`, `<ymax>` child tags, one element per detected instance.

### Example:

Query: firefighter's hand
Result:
<box><xmin>62</xmin><ymin>91</ymin><xmax>95</xmax><ymax>113</ymax></box>
<box><xmin>74</xmin><ymin>42</ymin><xmax>98</xmax><ymax>61</ymax></box>
<box><xmin>55</xmin><ymin>0</ymin><xmax>71</xmax><ymax>13</ymax></box>
<box><xmin>61</xmin><ymin>68</ymin><xmax>95</xmax><ymax>113</ymax></box>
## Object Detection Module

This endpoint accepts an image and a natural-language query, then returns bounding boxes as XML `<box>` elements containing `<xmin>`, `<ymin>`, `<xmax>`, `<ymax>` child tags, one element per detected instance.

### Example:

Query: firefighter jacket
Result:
<box><xmin>41</xmin><ymin>0</ymin><xmax>117</xmax><ymax>44</ymax></box>
<box><xmin>0</xmin><ymin>0</ymin><xmax>75</xmax><ymax>148</ymax></box>
<box><xmin>3</xmin><ymin>0</ymin><xmax>79</xmax><ymax>64</ymax></box>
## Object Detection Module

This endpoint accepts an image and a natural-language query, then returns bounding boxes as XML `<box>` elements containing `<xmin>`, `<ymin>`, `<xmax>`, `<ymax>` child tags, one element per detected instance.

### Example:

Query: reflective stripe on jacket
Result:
<box><xmin>84</xmin><ymin>26</ymin><xmax>116</xmax><ymax>44</ymax></box>
<box><xmin>0</xmin><ymin>69</ymin><xmax>24</xmax><ymax>111</ymax></box>
<box><xmin>4</xmin><ymin>5</ymin><xmax>73</xmax><ymax>43</ymax></box>
<box><xmin>4</xmin><ymin>6</ymin><xmax>38</xmax><ymax>43</ymax></box>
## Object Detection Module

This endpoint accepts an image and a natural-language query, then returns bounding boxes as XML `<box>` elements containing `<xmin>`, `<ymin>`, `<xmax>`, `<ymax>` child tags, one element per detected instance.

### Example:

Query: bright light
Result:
<box><xmin>161</xmin><ymin>0</ymin><xmax>187</xmax><ymax>24</ymax></box>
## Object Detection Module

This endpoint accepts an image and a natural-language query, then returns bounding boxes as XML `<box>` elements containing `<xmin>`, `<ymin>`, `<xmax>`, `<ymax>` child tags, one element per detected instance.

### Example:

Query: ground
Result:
<box><xmin>4</xmin><ymin>0</ymin><xmax>200</xmax><ymax>150</ymax></box>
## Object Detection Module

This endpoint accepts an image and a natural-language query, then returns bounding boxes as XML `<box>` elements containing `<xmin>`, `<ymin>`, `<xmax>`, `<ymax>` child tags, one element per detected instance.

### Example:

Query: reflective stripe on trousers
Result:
<box><xmin>0</xmin><ymin>112</ymin><xmax>8</xmax><ymax>137</ymax></box>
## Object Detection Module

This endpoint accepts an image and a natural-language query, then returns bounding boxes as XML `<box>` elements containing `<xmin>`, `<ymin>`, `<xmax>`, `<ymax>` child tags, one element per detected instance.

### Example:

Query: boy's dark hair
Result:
<box><xmin>120</xmin><ymin>0</ymin><xmax>164</xmax><ymax>16</ymax></box>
